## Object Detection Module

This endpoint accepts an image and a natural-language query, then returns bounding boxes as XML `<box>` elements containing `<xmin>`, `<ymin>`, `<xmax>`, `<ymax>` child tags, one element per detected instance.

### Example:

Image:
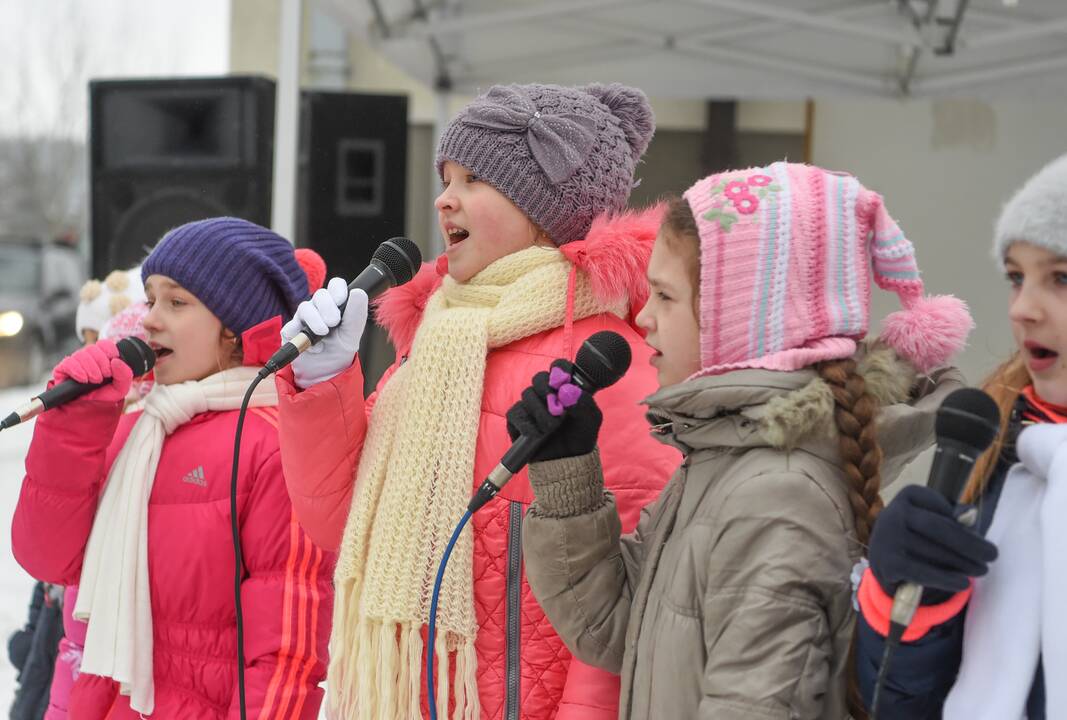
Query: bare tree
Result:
<box><xmin>0</xmin><ymin>0</ymin><xmax>90</xmax><ymax>238</ymax></box>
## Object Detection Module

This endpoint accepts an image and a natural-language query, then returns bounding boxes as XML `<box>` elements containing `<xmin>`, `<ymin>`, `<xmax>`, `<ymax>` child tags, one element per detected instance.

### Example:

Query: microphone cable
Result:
<box><xmin>869</xmin><ymin>620</ymin><xmax>906</xmax><ymax>720</ymax></box>
<box><xmin>426</xmin><ymin>510</ymin><xmax>474</xmax><ymax>720</ymax></box>
<box><xmin>229</xmin><ymin>367</ymin><xmax>272</xmax><ymax>720</ymax></box>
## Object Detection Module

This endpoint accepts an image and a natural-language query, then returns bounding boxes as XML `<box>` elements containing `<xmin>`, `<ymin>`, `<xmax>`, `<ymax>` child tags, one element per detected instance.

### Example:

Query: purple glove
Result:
<box><xmin>506</xmin><ymin>359</ymin><xmax>603</xmax><ymax>463</ymax></box>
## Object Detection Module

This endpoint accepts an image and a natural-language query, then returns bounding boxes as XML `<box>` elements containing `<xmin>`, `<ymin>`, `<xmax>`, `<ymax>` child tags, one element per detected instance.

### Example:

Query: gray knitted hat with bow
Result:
<box><xmin>435</xmin><ymin>83</ymin><xmax>655</xmax><ymax>246</ymax></box>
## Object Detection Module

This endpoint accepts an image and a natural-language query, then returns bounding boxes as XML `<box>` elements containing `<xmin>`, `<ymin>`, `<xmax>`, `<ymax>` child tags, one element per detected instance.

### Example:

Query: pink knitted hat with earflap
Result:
<box><xmin>683</xmin><ymin>161</ymin><xmax>972</xmax><ymax>377</ymax></box>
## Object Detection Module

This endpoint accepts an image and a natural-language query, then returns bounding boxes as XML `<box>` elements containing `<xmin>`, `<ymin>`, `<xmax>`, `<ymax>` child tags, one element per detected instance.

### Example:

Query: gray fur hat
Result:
<box><xmin>994</xmin><ymin>152</ymin><xmax>1067</xmax><ymax>266</ymax></box>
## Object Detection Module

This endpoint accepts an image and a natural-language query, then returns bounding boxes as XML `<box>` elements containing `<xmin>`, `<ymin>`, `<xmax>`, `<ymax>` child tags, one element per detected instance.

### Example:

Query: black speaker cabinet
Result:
<box><xmin>296</xmin><ymin>91</ymin><xmax>408</xmax><ymax>282</ymax></box>
<box><xmin>90</xmin><ymin>76</ymin><xmax>276</xmax><ymax>278</ymax></box>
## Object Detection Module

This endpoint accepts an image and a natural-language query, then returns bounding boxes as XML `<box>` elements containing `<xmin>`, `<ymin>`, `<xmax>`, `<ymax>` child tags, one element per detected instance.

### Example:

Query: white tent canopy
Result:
<box><xmin>316</xmin><ymin>0</ymin><xmax>1067</xmax><ymax>98</ymax></box>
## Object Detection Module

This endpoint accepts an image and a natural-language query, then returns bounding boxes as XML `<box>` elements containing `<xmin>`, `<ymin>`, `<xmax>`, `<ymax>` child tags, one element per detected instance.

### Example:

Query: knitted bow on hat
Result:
<box><xmin>463</xmin><ymin>85</ymin><xmax>598</xmax><ymax>184</ymax></box>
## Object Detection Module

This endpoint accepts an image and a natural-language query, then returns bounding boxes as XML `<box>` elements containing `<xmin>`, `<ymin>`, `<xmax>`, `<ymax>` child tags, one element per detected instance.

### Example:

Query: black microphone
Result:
<box><xmin>263</xmin><ymin>237</ymin><xmax>422</xmax><ymax>375</ymax></box>
<box><xmin>468</xmin><ymin>330</ymin><xmax>633</xmax><ymax>513</ymax></box>
<box><xmin>0</xmin><ymin>337</ymin><xmax>156</xmax><ymax>431</ymax></box>
<box><xmin>889</xmin><ymin>387</ymin><xmax>1001</xmax><ymax>628</ymax></box>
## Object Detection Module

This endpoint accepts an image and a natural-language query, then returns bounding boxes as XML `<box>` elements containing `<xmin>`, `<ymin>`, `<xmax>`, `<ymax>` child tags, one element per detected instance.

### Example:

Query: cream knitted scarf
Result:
<box><xmin>329</xmin><ymin>246</ymin><xmax>621</xmax><ymax>719</ymax></box>
<box><xmin>74</xmin><ymin>366</ymin><xmax>278</xmax><ymax>715</ymax></box>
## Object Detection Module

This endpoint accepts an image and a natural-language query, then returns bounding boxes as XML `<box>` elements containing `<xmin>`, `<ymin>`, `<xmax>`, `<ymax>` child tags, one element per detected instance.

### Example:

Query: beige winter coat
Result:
<box><xmin>523</xmin><ymin>348</ymin><xmax>963</xmax><ymax>719</ymax></box>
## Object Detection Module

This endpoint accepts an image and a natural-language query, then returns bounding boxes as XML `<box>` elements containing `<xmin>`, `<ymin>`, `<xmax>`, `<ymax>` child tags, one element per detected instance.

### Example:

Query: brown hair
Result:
<box><xmin>817</xmin><ymin>358</ymin><xmax>884</xmax><ymax>548</ymax></box>
<box><xmin>219</xmin><ymin>329</ymin><xmax>244</xmax><ymax>371</ymax></box>
<box><xmin>818</xmin><ymin>360</ymin><xmax>883</xmax><ymax>720</ymax></box>
<box><xmin>962</xmin><ymin>351</ymin><xmax>1029</xmax><ymax>503</ymax></box>
<box><xmin>659</xmin><ymin>196</ymin><xmax>701</xmax><ymax>314</ymax></box>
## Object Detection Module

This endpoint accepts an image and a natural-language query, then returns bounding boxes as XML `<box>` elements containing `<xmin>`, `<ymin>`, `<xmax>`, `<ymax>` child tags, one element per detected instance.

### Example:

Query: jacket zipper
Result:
<box><xmin>505</xmin><ymin>500</ymin><xmax>523</xmax><ymax>720</ymax></box>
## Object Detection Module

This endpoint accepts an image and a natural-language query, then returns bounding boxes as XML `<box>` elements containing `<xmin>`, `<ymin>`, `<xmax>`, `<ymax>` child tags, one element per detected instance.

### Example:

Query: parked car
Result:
<box><xmin>0</xmin><ymin>235</ymin><xmax>84</xmax><ymax>388</ymax></box>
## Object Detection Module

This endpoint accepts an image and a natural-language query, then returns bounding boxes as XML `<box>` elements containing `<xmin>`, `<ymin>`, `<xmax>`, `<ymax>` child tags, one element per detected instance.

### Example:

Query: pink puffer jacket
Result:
<box><xmin>13</xmin><ymin>320</ymin><xmax>334</xmax><ymax>720</ymax></box>
<box><xmin>277</xmin><ymin>208</ymin><xmax>680</xmax><ymax>719</ymax></box>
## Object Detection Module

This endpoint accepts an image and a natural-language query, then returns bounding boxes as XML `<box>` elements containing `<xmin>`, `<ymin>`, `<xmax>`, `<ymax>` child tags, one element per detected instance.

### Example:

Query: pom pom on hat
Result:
<box><xmin>105</xmin><ymin>269</ymin><xmax>130</xmax><ymax>293</ymax></box>
<box><xmin>867</xmin><ymin>195</ymin><xmax>973</xmax><ymax>373</ymax></box>
<box><xmin>295</xmin><ymin>248</ymin><xmax>327</xmax><ymax>291</ymax></box>
<box><xmin>80</xmin><ymin>279</ymin><xmax>102</xmax><ymax>303</ymax></box>
<box><xmin>880</xmin><ymin>294</ymin><xmax>973</xmax><ymax>374</ymax></box>
<box><xmin>581</xmin><ymin>83</ymin><xmax>655</xmax><ymax>161</ymax></box>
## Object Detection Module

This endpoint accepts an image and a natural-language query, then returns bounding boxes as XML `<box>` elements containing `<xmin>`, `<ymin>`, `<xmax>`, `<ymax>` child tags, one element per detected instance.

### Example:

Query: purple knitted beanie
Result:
<box><xmin>436</xmin><ymin>83</ymin><xmax>655</xmax><ymax>246</ymax></box>
<box><xmin>141</xmin><ymin>217</ymin><xmax>310</xmax><ymax>335</ymax></box>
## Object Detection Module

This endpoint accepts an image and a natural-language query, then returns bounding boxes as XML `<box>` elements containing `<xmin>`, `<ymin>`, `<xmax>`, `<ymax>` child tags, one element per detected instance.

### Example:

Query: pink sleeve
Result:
<box><xmin>276</xmin><ymin>362</ymin><xmax>366</xmax><ymax>552</ymax></box>
<box><xmin>12</xmin><ymin>398</ymin><xmax>124</xmax><ymax>584</ymax></box>
<box><xmin>227</xmin><ymin>448</ymin><xmax>335</xmax><ymax>720</ymax></box>
<box><xmin>556</xmin><ymin>658</ymin><xmax>621</xmax><ymax>720</ymax></box>
<box><xmin>276</xmin><ymin>359</ymin><xmax>398</xmax><ymax>552</ymax></box>
<box><xmin>857</xmin><ymin>568</ymin><xmax>972</xmax><ymax>642</ymax></box>
<box><xmin>67</xmin><ymin>674</ymin><xmax>119</xmax><ymax>720</ymax></box>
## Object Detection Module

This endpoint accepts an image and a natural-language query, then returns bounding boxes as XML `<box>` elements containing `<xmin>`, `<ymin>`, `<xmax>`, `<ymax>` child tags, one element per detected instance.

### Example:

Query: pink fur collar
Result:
<box><xmin>375</xmin><ymin>205</ymin><xmax>664</xmax><ymax>354</ymax></box>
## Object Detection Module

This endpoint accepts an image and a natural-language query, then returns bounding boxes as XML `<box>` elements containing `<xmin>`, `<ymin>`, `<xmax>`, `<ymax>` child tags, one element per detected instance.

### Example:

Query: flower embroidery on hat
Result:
<box><xmin>702</xmin><ymin>169</ymin><xmax>782</xmax><ymax>232</ymax></box>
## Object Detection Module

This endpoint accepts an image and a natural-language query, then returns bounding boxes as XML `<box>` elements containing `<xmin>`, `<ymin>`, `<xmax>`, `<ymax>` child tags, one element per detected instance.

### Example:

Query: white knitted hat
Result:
<box><xmin>75</xmin><ymin>267</ymin><xmax>146</xmax><ymax>342</ymax></box>
<box><xmin>994</xmin><ymin>153</ymin><xmax>1067</xmax><ymax>266</ymax></box>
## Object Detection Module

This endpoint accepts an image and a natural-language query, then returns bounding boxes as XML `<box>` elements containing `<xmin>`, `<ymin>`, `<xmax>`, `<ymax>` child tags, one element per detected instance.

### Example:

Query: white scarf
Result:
<box><xmin>74</xmin><ymin>366</ymin><xmax>278</xmax><ymax>715</ymax></box>
<box><xmin>944</xmin><ymin>423</ymin><xmax>1067</xmax><ymax>719</ymax></box>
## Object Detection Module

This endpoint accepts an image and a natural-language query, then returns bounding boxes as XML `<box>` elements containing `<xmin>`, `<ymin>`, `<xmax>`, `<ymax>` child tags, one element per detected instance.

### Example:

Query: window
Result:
<box><xmin>336</xmin><ymin>138</ymin><xmax>385</xmax><ymax>216</ymax></box>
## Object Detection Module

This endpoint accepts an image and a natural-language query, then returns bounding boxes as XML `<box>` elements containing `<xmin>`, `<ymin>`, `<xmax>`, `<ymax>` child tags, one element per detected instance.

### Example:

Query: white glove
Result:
<box><xmin>281</xmin><ymin>277</ymin><xmax>369</xmax><ymax>389</ymax></box>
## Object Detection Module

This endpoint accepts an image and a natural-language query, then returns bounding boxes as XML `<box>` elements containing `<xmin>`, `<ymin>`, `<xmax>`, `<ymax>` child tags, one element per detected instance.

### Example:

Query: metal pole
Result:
<box><xmin>272</xmin><ymin>0</ymin><xmax>304</xmax><ymax>241</ymax></box>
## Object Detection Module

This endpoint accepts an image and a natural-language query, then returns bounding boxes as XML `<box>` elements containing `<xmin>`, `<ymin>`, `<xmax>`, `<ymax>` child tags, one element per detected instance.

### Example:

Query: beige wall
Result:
<box><xmin>229</xmin><ymin>0</ymin><xmax>314</xmax><ymax>84</ymax></box>
<box><xmin>226</xmin><ymin>9</ymin><xmax>1067</xmax><ymax>390</ymax></box>
<box><xmin>229</xmin><ymin>0</ymin><xmax>281</xmax><ymax>76</ymax></box>
<box><xmin>810</xmin><ymin>99</ymin><xmax>1067</xmax><ymax>386</ymax></box>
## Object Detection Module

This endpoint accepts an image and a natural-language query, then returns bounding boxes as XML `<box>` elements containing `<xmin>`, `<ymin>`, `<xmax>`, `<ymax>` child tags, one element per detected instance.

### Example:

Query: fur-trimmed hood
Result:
<box><xmin>645</xmin><ymin>343</ymin><xmax>965</xmax><ymax>487</ymax></box>
<box><xmin>373</xmin><ymin>205</ymin><xmax>664</xmax><ymax>354</ymax></box>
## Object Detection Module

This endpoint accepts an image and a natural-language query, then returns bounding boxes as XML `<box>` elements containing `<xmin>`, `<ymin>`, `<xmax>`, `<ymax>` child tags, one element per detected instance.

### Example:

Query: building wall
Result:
<box><xmin>810</xmin><ymin>98</ymin><xmax>1067</xmax><ymax>386</ymax></box>
<box><xmin>228</xmin><ymin>5</ymin><xmax>1067</xmax><ymax>415</ymax></box>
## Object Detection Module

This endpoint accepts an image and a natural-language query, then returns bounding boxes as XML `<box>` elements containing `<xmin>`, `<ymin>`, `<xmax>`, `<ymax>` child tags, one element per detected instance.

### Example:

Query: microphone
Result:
<box><xmin>263</xmin><ymin>237</ymin><xmax>422</xmax><ymax>375</ymax></box>
<box><xmin>889</xmin><ymin>387</ymin><xmax>1001</xmax><ymax>629</ymax></box>
<box><xmin>468</xmin><ymin>330</ymin><xmax>633</xmax><ymax>513</ymax></box>
<box><xmin>0</xmin><ymin>337</ymin><xmax>156</xmax><ymax>431</ymax></box>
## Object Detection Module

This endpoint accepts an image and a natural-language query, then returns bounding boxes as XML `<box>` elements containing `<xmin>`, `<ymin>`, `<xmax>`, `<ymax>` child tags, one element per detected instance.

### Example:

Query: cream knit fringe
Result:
<box><xmin>328</xmin><ymin>247</ymin><xmax>620</xmax><ymax>719</ymax></box>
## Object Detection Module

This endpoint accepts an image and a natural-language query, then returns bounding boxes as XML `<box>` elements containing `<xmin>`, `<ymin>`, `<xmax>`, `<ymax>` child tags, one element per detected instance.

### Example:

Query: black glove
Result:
<box><xmin>505</xmin><ymin>359</ymin><xmax>603</xmax><ymax>463</ymax></box>
<box><xmin>869</xmin><ymin>484</ymin><xmax>999</xmax><ymax>603</ymax></box>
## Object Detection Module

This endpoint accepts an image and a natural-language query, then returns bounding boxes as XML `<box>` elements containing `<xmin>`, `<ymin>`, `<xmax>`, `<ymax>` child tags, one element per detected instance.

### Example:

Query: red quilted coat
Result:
<box><xmin>12</xmin><ymin>320</ymin><xmax>334</xmax><ymax>720</ymax></box>
<box><xmin>276</xmin><ymin>208</ymin><xmax>680</xmax><ymax>719</ymax></box>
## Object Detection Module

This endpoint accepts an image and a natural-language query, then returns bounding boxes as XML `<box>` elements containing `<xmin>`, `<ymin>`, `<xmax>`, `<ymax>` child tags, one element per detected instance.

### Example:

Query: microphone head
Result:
<box><xmin>574</xmin><ymin>331</ymin><xmax>632</xmax><ymax>391</ymax></box>
<box><xmin>116</xmin><ymin>336</ymin><xmax>156</xmax><ymax>376</ymax></box>
<box><xmin>935</xmin><ymin>387</ymin><xmax>1001</xmax><ymax>454</ymax></box>
<box><xmin>373</xmin><ymin>237</ymin><xmax>422</xmax><ymax>286</ymax></box>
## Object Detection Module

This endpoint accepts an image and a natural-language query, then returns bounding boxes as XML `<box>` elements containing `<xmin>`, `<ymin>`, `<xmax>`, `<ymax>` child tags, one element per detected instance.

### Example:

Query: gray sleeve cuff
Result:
<box><xmin>528</xmin><ymin>449</ymin><xmax>607</xmax><ymax>518</ymax></box>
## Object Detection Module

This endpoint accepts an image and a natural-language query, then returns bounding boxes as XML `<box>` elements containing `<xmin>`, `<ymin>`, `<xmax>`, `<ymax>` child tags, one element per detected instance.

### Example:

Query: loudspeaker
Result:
<box><xmin>296</xmin><ymin>91</ymin><xmax>408</xmax><ymax>282</ymax></box>
<box><xmin>296</xmin><ymin>91</ymin><xmax>408</xmax><ymax>395</ymax></box>
<box><xmin>89</xmin><ymin>76</ymin><xmax>276</xmax><ymax>278</ymax></box>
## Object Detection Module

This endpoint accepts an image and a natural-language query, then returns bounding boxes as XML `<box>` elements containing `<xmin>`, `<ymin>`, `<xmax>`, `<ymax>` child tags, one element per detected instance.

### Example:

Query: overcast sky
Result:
<box><xmin>0</xmin><ymin>0</ymin><xmax>229</xmax><ymax>139</ymax></box>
